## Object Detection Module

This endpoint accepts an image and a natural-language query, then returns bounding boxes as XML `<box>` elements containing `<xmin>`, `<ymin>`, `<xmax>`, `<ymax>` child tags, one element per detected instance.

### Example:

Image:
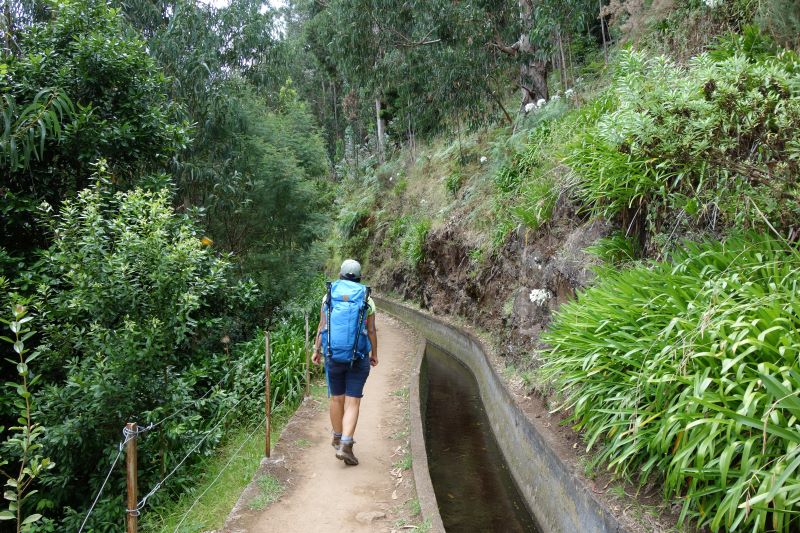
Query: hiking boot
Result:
<box><xmin>331</xmin><ymin>434</ymin><xmax>341</xmax><ymax>450</ymax></box>
<box><xmin>336</xmin><ymin>441</ymin><xmax>359</xmax><ymax>466</ymax></box>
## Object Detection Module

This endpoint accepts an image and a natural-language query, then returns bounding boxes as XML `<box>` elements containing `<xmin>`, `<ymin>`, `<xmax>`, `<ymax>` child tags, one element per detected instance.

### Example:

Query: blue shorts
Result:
<box><xmin>326</xmin><ymin>357</ymin><xmax>371</xmax><ymax>398</ymax></box>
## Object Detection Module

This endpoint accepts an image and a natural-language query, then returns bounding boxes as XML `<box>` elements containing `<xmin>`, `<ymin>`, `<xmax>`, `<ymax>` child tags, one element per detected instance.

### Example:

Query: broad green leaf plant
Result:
<box><xmin>541</xmin><ymin>234</ymin><xmax>800</xmax><ymax>531</ymax></box>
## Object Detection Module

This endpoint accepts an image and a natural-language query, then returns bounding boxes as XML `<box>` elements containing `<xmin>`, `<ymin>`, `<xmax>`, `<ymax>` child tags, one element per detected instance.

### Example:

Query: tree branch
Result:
<box><xmin>516</xmin><ymin>83</ymin><xmax>536</xmax><ymax>100</ymax></box>
<box><xmin>489</xmin><ymin>38</ymin><xmax>520</xmax><ymax>56</ymax></box>
<box><xmin>396</xmin><ymin>38</ymin><xmax>441</xmax><ymax>48</ymax></box>
<box><xmin>484</xmin><ymin>75</ymin><xmax>513</xmax><ymax>125</ymax></box>
<box><xmin>370</xmin><ymin>14</ymin><xmax>442</xmax><ymax>49</ymax></box>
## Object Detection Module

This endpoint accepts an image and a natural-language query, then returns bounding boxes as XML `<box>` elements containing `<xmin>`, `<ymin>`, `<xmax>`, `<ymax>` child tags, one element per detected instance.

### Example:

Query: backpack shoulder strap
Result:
<box><xmin>325</xmin><ymin>281</ymin><xmax>333</xmax><ymax>360</ymax></box>
<box><xmin>348</xmin><ymin>284</ymin><xmax>372</xmax><ymax>364</ymax></box>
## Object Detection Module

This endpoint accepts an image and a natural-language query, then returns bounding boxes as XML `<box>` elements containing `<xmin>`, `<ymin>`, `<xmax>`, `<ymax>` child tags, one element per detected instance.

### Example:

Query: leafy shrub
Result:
<box><xmin>0</xmin><ymin>0</ymin><xmax>188</xmax><ymax>259</ymax></box>
<box><xmin>3</xmin><ymin>0</ymin><xmax>187</xmax><ymax>190</ymax></box>
<box><xmin>340</xmin><ymin>217</ymin><xmax>374</xmax><ymax>266</ymax></box>
<box><xmin>541</xmin><ymin>234</ymin><xmax>800</xmax><ymax>531</ymax></box>
<box><xmin>231</xmin><ymin>316</ymin><xmax>316</xmax><ymax>419</ymax></box>
<box><xmin>335</xmin><ymin>181</ymin><xmax>378</xmax><ymax>265</ymax></box>
<box><xmin>338</xmin><ymin>206</ymin><xmax>370</xmax><ymax>240</ymax></box>
<box><xmin>1</xmin><ymin>305</ymin><xmax>54</xmax><ymax>531</ymax></box>
<box><xmin>493</xmin><ymin>125</ymin><xmax>558</xmax><ymax>235</ymax></box>
<box><xmin>494</xmin><ymin>135</ymin><xmax>541</xmax><ymax>194</ymax></box>
<box><xmin>755</xmin><ymin>0</ymin><xmax>800</xmax><ymax>50</ymax></box>
<box><xmin>567</xmin><ymin>49</ymin><xmax>800</xmax><ymax>243</ymax></box>
<box><xmin>386</xmin><ymin>216</ymin><xmax>411</xmax><ymax>244</ymax></box>
<box><xmin>0</xmin><ymin>89</ymin><xmax>75</xmax><ymax>172</ymax></box>
<box><xmin>709</xmin><ymin>24</ymin><xmax>794</xmax><ymax>62</ymax></box>
<box><xmin>33</xmin><ymin>177</ymin><xmax>255</xmax><ymax>528</ymax></box>
<box><xmin>381</xmin><ymin>215</ymin><xmax>412</xmax><ymax>260</ymax></box>
<box><xmin>200</xmin><ymin>87</ymin><xmax>332</xmax><ymax>321</ymax></box>
<box><xmin>393</xmin><ymin>177</ymin><xmax>408</xmax><ymax>196</ymax></box>
<box><xmin>445</xmin><ymin>169</ymin><xmax>464</xmax><ymax>197</ymax></box>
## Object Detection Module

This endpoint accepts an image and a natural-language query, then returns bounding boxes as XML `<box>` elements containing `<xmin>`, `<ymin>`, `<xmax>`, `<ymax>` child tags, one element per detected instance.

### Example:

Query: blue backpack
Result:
<box><xmin>320</xmin><ymin>280</ymin><xmax>372</xmax><ymax>364</ymax></box>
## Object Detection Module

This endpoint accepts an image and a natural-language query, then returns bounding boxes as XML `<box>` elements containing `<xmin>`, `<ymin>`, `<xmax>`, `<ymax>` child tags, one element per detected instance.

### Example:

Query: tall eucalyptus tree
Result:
<box><xmin>293</xmin><ymin>0</ymin><xmax>603</xmax><ymax>148</ymax></box>
<box><xmin>118</xmin><ymin>0</ymin><xmax>332</xmax><ymax>317</ymax></box>
<box><xmin>0</xmin><ymin>0</ymin><xmax>186</xmax><ymax>262</ymax></box>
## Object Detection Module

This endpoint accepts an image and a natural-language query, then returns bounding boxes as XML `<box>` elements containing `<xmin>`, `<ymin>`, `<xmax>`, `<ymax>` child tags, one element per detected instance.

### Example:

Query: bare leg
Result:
<box><xmin>342</xmin><ymin>396</ymin><xmax>362</xmax><ymax>437</ymax></box>
<box><xmin>330</xmin><ymin>395</ymin><xmax>345</xmax><ymax>434</ymax></box>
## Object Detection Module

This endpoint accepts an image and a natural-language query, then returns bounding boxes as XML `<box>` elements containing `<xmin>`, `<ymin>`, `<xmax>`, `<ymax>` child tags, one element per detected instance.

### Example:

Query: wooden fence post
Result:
<box><xmin>125</xmin><ymin>422</ymin><xmax>138</xmax><ymax>533</ymax></box>
<box><xmin>265</xmin><ymin>331</ymin><xmax>271</xmax><ymax>458</ymax></box>
<box><xmin>304</xmin><ymin>311</ymin><xmax>310</xmax><ymax>398</ymax></box>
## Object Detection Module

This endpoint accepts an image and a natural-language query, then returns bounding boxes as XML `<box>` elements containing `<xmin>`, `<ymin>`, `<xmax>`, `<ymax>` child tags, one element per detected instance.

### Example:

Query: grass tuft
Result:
<box><xmin>394</xmin><ymin>451</ymin><xmax>412</xmax><ymax>471</ymax></box>
<box><xmin>249</xmin><ymin>474</ymin><xmax>283</xmax><ymax>511</ymax></box>
<box><xmin>401</xmin><ymin>219</ymin><xmax>431</xmax><ymax>267</ymax></box>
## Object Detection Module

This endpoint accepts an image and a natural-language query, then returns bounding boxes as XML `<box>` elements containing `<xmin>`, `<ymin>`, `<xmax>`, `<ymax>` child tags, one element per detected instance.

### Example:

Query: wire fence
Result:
<box><xmin>171</xmin><ymin>388</ymin><xmax>302</xmax><ymax>532</ymax></box>
<box><xmin>75</xmin><ymin>327</ymin><xmax>311</xmax><ymax>533</ymax></box>
<box><xmin>131</xmin><ymin>379</ymin><xmax>268</xmax><ymax>518</ymax></box>
<box><xmin>78</xmin><ymin>423</ymin><xmax>157</xmax><ymax>533</ymax></box>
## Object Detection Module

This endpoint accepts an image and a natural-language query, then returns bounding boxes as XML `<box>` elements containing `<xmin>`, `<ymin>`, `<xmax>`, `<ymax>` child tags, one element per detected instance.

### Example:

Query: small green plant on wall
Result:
<box><xmin>401</xmin><ymin>219</ymin><xmax>431</xmax><ymax>267</ymax></box>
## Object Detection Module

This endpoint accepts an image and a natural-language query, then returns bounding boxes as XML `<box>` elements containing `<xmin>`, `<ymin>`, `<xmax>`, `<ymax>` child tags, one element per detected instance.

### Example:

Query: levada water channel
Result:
<box><xmin>422</xmin><ymin>343</ymin><xmax>541</xmax><ymax>532</ymax></box>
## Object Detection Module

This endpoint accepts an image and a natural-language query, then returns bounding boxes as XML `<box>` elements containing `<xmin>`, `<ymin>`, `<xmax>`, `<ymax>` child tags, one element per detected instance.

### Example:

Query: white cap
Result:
<box><xmin>339</xmin><ymin>259</ymin><xmax>362</xmax><ymax>280</ymax></box>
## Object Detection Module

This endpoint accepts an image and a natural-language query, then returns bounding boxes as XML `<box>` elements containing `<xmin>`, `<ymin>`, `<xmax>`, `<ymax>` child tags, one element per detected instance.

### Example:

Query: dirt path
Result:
<box><xmin>224</xmin><ymin>314</ymin><xmax>423</xmax><ymax>533</ymax></box>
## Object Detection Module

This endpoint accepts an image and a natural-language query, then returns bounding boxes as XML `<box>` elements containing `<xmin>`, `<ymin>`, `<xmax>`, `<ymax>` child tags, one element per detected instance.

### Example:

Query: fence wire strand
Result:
<box><xmin>130</xmin><ymin>378</ymin><xmax>268</xmax><ymax>516</ymax></box>
<box><xmin>77</xmin><ymin>422</ymin><xmax>142</xmax><ymax>533</ymax></box>
<box><xmin>171</xmin><ymin>388</ymin><xmax>302</xmax><ymax>532</ymax></box>
<box><xmin>75</xmin><ymin>331</ymin><xmax>310</xmax><ymax>531</ymax></box>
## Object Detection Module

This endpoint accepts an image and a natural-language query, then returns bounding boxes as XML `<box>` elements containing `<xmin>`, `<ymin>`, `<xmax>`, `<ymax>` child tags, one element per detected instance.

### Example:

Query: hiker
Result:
<box><xmin>312</xmin><ymin>259</ymin><xmax>378</xmax><ymax>466</ymax></box>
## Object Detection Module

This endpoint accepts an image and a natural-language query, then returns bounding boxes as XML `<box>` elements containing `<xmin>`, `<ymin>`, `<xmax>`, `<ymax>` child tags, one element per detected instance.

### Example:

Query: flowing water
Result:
<box><xmin>422</xmin><ymin>343</ymin><xmax>541</xmax><ymax>533</ymax></box>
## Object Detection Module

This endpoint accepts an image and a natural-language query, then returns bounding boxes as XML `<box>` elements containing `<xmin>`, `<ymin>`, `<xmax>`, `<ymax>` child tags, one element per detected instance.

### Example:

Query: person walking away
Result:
<box><xmin>312</xmin><ymin>259</ymin><xmax>378</xmax><ymax>466</ymax></box>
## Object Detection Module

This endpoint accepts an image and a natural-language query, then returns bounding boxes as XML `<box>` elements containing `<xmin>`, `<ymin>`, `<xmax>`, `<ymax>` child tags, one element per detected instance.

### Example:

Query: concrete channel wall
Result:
<box><xmin>377</xmin><ymin>296</ymin><xmax>628</xmax><ymax>533</ymax></box>
<box><xmin>407</xmin><ymin>340</ymin><xmax>446</xmax><ymax>533</ymax></box>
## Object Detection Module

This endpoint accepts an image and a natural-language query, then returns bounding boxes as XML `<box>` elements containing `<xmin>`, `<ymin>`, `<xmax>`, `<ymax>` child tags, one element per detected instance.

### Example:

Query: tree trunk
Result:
<box><xmin>4</xmin><ymin>0</ymin><xmax>14</xmax><ymax>56</ymax></box>
<box><xmin>518</xmin><ymin>0</ymin><xmax>549</xmax><ymax>105</ymax></box>
<box><xmin>375</xmin><ymin>97</ymin><xmax>385</xmax><ymax>163</ymax></box>
<box><xmin>600</xmin><ymin>0</ymin><xmax>609</xmax><ymax>64</ymax></box>
<box><xmin>407</xmin><ymin>112</ymin><xmax>416</xmax><ymax>163</ymax></box>
<box><xmin>557</xmin><ymin>28</ymin><xmax>568</xmax><ymax>88</ymax></box>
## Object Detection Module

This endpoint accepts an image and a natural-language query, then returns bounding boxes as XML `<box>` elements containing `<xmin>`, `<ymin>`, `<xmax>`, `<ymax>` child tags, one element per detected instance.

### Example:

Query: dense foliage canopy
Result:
<box><xmin>1</xmin><ymin>0</ymin><xmax>329</xmax><ymax>529</ymax></box>
<box><xmin>2</xmin><ymin>0</ymin><xmax>800</xmax><ymax>530</ymax></box>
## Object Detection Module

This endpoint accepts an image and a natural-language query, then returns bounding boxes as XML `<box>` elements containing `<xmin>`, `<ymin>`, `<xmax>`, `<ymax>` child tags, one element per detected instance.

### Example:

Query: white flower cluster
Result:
<box><xmin>525</xmin><ymin>90</ymin><xmax>578</xmax><ymax>114</ymax></box>
<box><xmin>524</xmin><ymin>99</ymin><xmax>546</xmax><ymax>113</ymax></box>
<box><xmin>529</xmin><ymin>288</ymin><xmax>551</xmax><ymax>307</ymax></box>
<box><xmin>704</xmin><ymin>0</ymin><xmax>723</xmax><ymax>7</ymax></box>
<box><xmin>480</xmin><ymin>156</ymin><xmax>488</xmax><ymax>164</ymax></box>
